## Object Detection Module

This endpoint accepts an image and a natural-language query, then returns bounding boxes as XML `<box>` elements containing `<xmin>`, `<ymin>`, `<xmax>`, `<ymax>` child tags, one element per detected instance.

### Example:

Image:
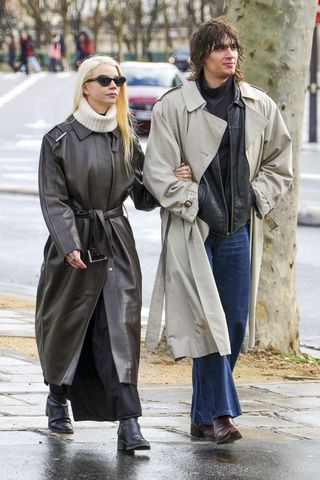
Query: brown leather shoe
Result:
<box><xmin>190</xmin><ymin>420</ymin><xmax>215</xmax><ymax>441</ymax></box>
<box><xmin>213</xmin><ymin>416</ymin><xmax>242</xmax><ymax>444</ymax></box>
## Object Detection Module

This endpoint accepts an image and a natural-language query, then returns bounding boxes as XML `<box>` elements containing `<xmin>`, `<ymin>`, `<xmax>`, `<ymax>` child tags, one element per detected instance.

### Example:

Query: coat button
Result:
<box><xmin>184</xmin><ymin>200</ymin><xmax>192</xmax><ymax>208</ymax></box>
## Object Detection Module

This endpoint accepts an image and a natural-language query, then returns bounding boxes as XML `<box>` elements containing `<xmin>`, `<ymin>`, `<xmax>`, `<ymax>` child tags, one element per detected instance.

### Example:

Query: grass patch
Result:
<box><xmin>284</xmin><ymin>353</ymin><xmax>320</xmax><ymax>365</ymax></box>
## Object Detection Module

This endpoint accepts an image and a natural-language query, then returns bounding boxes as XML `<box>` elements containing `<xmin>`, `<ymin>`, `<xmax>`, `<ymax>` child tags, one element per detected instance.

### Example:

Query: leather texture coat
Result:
<box><xmin>35</xmin><ymin>117</ymin><xmax>154</xmax><ymax>386</ymax></box>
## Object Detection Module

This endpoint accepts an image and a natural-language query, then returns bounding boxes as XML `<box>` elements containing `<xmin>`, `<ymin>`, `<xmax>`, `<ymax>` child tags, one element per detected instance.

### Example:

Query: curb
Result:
<box><xmin>298</xmin><ymin>205</ymin><xmax>320</xmax><ymax>227</ymax></box>
<box><xmin>0</xmin><ymin>187</ymin><xmax>39</xmax><ymax>196</ymax></box>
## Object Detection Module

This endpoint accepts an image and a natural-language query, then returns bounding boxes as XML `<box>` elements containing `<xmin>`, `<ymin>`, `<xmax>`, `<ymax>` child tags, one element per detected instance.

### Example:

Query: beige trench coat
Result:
<box><xmin>143</xmin><ymin>80</ymin><xmax>292</xmax><ymax>359</ymax></box>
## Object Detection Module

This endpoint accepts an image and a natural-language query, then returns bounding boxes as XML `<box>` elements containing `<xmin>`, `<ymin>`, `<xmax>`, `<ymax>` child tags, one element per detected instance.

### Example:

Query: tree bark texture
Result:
<box><xmin>223</xmin><ymin>0</ymin><xmax>318</xmax><ymax>352</ymax></box>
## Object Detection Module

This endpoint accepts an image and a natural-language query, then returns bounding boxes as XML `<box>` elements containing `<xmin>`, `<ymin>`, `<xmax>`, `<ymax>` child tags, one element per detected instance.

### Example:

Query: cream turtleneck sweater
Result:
<box><xmin>73</xmin><ymin>96</ymin><xmax>118</xmax><ymax>132</ymax></box>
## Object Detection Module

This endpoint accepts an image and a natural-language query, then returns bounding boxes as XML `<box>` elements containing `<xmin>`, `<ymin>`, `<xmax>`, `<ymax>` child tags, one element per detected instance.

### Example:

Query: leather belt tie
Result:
<box><xmin>73</xmin><ymin>205</ymin><xmax>123</xmax><ymax>262</ymax></box>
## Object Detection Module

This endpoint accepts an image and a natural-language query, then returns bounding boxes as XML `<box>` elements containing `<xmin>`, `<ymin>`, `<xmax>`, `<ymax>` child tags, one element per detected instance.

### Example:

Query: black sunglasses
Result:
<box><xmin>85</xmin><ymin>75</ymin><xmax>126</xmax><ymax>87</ymax></box>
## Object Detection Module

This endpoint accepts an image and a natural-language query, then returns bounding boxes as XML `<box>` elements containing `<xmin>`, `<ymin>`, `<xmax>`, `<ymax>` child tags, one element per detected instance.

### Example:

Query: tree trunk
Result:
<box><xmin>223</xmin><ymin>1</ymin><xmax>318</xmax><ymax>352</ymax></box>
<box><xmin>92</xmin><ymin>0</ymin><xmax>102</xmax><ymax>52</ymax></box>
<box><xmin>163</xmin><ymin>2</ymin><xmax>172</xmax><ymax>51</ymax></box>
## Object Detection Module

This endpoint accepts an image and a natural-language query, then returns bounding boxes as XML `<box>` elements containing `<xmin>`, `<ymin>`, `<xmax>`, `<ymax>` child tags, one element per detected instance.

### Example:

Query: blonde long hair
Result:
<box><xmin>72</xmin><ymin>55</ymin><xmax>134</xmax><ymax>168</ymax></box>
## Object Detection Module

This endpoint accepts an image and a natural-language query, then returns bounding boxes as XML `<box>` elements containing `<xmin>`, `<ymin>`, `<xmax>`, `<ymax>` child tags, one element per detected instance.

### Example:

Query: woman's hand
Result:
<box><xmin>174</xmin><ymin>163</ymin><xmax>192</xmax><ymax>182</ymax></box>
<box><xmin>65</xmin><ymin>249</ymin><xmax>87</xmax><ymax>270</ymax></box>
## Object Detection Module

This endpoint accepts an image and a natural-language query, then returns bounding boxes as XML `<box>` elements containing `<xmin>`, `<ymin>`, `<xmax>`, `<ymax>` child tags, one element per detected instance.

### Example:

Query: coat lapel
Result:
<box><xmin>181</xmin><ymin>82</ymin><xmax>227</xmax><ymax>182</ymax></box>
<box><xmin>243</xmin><ymin>101</ymin><xmax>269</xmax><ymax>150</ymax></box>
<box><xmin>239</xmin><ymin>83</ymin><xmax>269</xmax><ymax>150</ymax></box>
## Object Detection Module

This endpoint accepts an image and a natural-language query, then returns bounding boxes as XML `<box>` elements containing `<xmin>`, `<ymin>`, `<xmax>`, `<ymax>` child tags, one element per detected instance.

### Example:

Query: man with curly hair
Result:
<box><xmin>144</xmin><ymin>18</ymin><xmax>292</xmax><ymax>444</ymax></box>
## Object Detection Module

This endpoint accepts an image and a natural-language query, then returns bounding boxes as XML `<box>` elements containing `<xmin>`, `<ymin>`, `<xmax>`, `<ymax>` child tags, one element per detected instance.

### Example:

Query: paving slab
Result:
<box><xmin>0</xmin><ymin>325</ymin><xmax>35</xmax><ymax>337</ymax></box>
<box><xmin>0</xmin><ymin>382</ymin><xmax>47</xmax><ymax>393</ymax></box>
<box><xmin>0</xmin><ymin>357</ymin><xmax>33</xmax><ymax>366</ymax></box>
<box><xmin>0</xmin><ymin>373</ymin><xmax>44</xmax><ymax>383</ymax></box>
<box><xmin>0</xmin><ymin>415</ymin><xmax>46</xmax><ymax>430</ymax></box>
<box><xmin>236</xmin><ymin>414</ymin><xmax>294</xmax><ymax>429</ymax></box>
<box><xmin>0</xmin><ymin>439</ymin><xmax>320</xmax><ymax>480</ymax></box>
<box><xmin>278</xmin><ymin>410</ymin><xmax>320</xmax><ymax>428</ymax></box>
<box><xmin>0</xmin><ymin>364</ymin><xmax>42</xmax><ymax>374</ymax></box>
<box><xmin>253</xmin><ymin>382</ymin><xmax>320</xmax><ymax>397</ymax></box>
<box><xmin>5</xmin><ymin>393</ymin><xmax>47</xmax><ymax>406</ymax></box>
<box><xmin>0</xmin><ymin>430</ymin><xmax>47</xmax><ymax>446</ymax></box>
<box><xmin>0</xmin><ymin>394</ymin><xmax>39</xmax><ymax>407</ymax></box>
<box><xmin>0</xmin><ymin>405</ymin><xmax>44</xmax><ymax>416</ymax></box>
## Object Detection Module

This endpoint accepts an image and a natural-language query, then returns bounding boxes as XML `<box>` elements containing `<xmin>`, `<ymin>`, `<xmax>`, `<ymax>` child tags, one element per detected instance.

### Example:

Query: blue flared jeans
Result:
<box><xmin>191</xmin><ymin>224</ymin><xmax>250</xmax><ymax>424</ymax></box>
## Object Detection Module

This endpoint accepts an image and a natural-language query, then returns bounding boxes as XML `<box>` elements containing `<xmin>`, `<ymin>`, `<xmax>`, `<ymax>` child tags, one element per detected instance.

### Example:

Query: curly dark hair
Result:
<box><xmin>189</xmin><ymin>17</ymin><xmax>244</xmax><ymax>83</ymax></box>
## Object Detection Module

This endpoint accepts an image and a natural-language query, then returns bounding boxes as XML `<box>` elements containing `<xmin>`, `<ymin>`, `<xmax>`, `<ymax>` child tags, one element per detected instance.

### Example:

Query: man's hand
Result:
<box><xmin>174</xmin><ymin>163</ymin><xmax>192</xmax><ymax>181</ymax></box>
<box><xmin>65</xmin><ymin>250</ymin><xmax>87</xmax><ymax>270</ymax></box>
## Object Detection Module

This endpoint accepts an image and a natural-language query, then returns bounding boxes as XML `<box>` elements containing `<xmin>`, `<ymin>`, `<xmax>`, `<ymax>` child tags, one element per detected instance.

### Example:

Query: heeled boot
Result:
<box><xmin>45</xmin><ymin>392</ymin><xmax>74</xmax><ymax>434</ymax></box>
<box><xmin>117</xmin><ymin>417</ymin><xmax>151</xmax><ymax>451</ymax></box>
<box><xmin>190</xmin><ymin>420</ymin><xmax>215</xmax><ymax>441</ymax></box>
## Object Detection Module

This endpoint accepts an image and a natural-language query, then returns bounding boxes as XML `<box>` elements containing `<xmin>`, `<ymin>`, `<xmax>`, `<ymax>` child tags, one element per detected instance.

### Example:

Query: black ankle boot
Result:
<box><xmin>117</xmin><ymin>418</ymin><xmax>150</xmax><ymax>451</ymax></box>
<box><xmin>45</xmin><ymin>392</ymin><xmax>74</xmax><ymax>434</ymax></box>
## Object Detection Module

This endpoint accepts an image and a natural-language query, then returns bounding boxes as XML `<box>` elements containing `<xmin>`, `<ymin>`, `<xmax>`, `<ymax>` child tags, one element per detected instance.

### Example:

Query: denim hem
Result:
<box><xmin>192</xmin><ymin>410</ymin><xmax>242</xmax><ymax>424</ymax></box>
<box><xmin>212</xmin><ymin>410</ymin><xmax>242</xmax><ymax>421</ymax></box>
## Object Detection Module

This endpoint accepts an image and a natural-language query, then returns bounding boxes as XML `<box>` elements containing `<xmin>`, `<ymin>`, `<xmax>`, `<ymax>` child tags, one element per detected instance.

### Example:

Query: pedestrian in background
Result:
<box><xmin>75</xmin><ymin>31</ymin><xmax>93</xmax><ymax>69</ymax></box>
<box><xmin>36</xmin><ymin>55</ymin><xmax>157</xmax><ymax>451</ymax></box>
<box><xmin>48</xmin><ymin>35</ymin><xmax>62</xmax><ymax>72</ymax></box>
<box><xmin>7</xmin><ymin>33</ymin><xmax>17</xmax><ymax>72</ymax></box>
<box><xmin>144</xmin><ymin>18</ymin><xmax>292</xmax><ymax>444</ymax></box>
<box><xmin>57</xmin><ymin>33</ymin><xmax>68</xmax><ymax>71</ymax></box>
<box><xmin>26</xmin><ymin>34</ymin><xmax>41</xmax><ymax>73</ymax></box>
<box><xmin>17</xmin><ymin>32</ymin><xmax>29</xmax><ymax>75</ymax></box>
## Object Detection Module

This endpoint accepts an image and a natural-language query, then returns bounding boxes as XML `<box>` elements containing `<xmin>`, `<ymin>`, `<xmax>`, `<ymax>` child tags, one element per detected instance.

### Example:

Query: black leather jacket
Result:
<box><xmin>197</xmin><ymin>82</ymin><xmax>255</xmax><ymax>237</ymax></box>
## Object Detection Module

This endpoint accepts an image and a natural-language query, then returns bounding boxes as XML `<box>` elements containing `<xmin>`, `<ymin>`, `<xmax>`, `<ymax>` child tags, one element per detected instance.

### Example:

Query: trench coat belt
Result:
<box><xmin>73</xmin><ymin>205</ymin><xmax>123</xmax><ymax>260</ymax></box>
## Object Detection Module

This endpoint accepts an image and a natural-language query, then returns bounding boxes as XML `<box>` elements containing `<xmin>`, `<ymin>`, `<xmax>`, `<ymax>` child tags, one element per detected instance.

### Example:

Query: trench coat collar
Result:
<box><xmin>238</xmin><ymin>81</ymin><xmax>262</xmax><ymax>101</ymax></box>
<box><xmin>181</xmin><ymin>78</ymin><xmax>262</xmax><ymax>111</ymax></box>
<box><xmin>180</xmin><ymin>78</ymin><xmax>269</xmax><ymax>153</ymax></box>
<box><xmin>71</xmin><ymin>117</ymin><xmax>120</xmax><ymax>142</ymax></box>
<box><xmin>181</xmin><ymin>81</ymin><xmax>206</xmax><ymax>112</ymax></box>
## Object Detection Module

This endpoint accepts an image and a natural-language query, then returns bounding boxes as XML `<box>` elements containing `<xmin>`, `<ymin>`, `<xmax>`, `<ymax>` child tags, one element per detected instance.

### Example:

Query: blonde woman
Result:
<box><xmin>36</xmin><ymin>55</ymin><xmax>157</xmax><ymax>451</ymax></box>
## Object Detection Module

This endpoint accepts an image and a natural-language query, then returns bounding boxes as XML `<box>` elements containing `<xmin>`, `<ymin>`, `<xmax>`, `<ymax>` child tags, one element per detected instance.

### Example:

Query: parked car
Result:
<box><xmin>120</xmin><ymin>61</ymin><xmax>185</xmax><ymax>133</ymax></box>
<box><xmin>168</xmin><ymin>47</ymin><xmax>190</xmax><ymax>72</ymax></box>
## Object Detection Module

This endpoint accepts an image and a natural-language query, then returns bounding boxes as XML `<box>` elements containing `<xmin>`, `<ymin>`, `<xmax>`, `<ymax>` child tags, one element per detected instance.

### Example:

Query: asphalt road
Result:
<box><xmin>0</xmin><ymin>71</ymin><xmax>320</xmax><ymax>350</ymax></box>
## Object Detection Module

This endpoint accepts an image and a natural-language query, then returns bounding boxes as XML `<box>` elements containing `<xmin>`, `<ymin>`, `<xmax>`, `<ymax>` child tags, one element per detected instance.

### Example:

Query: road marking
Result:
<box><xmin>0</xmin><ymin>157</ymin><xmax>35</xmax><ymax>162</ymax></box>
<box><xmin>3</xmin><ymin>165</ymin><xmax>35</xmax><ymax>171</ymax></box>
<box><xmin>25</xmin><ymin>119</ymin><xmax>51</xmax><ymax>129</ymax></box>
<box><xmin>15</xmin><ymin>139</ymin><xmax>42</xmax><ymax>149</ymax></box>
<box><xmin>2</xmin><ymin>173</ymin><xmax>37</xmax><ymax>180</ymax></box>
<box><xmin>0</xmin><ymin>73</ymin><xmax>47</xmax><ymax>109</ymax></box>
<box><xmin>300</xmin><ymin>173</ymin><xmax>320</xmax><ymax>181</ymax></box>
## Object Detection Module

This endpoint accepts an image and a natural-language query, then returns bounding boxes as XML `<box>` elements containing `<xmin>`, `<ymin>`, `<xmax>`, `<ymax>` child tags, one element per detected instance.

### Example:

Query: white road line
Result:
<box><xmin>0</xmin><ymin>72</ymin><xmax>47</xmax><ymax>109</ymax></box>
<box><xmin>15</xmin><ymin>139</ymin><xmax>42</xmax><ymax>149</ymax></box>
<box><xmin>300</xmin><ymin>173</ymin><xmax>320</xmax><ymax>181</ymax></box>
<box><xmin>0</xmin><ymin>158</ymin><xmax>34</xmax><ymax>162</ymax></box>
<box><xmin>3</xmin><ymin>166</ymin><xmax>35</xmax><ymax>171</ymax></box>
<box><xmin>2</xmin><ymin>173</ymin><xmax>37</xmax><ymax>180</ymax></box>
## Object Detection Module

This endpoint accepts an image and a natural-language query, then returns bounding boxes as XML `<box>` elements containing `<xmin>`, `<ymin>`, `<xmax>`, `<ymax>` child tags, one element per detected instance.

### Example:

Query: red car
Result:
<box><xmin>120</xmin><ymin>61</ymin><xmax>185</xmax><ymax>133</ymax></box>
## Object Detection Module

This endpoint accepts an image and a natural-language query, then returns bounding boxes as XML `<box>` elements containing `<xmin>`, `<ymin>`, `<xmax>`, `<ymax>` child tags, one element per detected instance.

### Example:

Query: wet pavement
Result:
<box><xmin>0</xmin><ymin>346</ymin><xmax>320</xmax><ymax>479</ymax></box>
<box><xmin>1</xmin><ymin>440</ymin><xmax>320</xmax><ymax>480</ymax></box>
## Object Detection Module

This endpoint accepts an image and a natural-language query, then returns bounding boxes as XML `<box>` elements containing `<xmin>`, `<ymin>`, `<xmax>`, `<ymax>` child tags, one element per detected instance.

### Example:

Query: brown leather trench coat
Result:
<box><xmin>35</xmin><ymin>117</ymin><xmax>154</xmax><ymax>386</ymax></box>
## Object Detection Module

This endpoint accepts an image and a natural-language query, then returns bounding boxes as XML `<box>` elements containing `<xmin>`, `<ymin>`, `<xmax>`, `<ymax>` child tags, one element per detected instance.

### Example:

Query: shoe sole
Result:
<box><xmin>48</xmin><ymin>426</ymin><xmax>74</xmax><ymax>434</ymax></box>
<box><xmin>118</xmin><ymin>440</ymin><xmax>151</xmax><ymax>452</ymax></box>
<box><xmin>118</xmin><ymin>442</ymin><xmax>151</xmax><ymax>451</ymax></box>
<box><xmin>216</xmin><ymin>430</ymin><xmax>242</xmax><ymax>445</ymax></box>
<box><xmin>190</xmin><ymin>432</ymin><xmax>215</xmax><ymax>441</ymax></box>
<box><xmin>190</xmin><ymin>424</ymin><xmax>215</xmax><ymax>441</ymax></box>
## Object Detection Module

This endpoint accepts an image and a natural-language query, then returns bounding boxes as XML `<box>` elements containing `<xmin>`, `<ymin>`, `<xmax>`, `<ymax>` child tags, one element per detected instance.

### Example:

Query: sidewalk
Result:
<box><xmin>0</xmin><ymin>308</ymin><xmax>320</xmax><ymax>479</ymax></box>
